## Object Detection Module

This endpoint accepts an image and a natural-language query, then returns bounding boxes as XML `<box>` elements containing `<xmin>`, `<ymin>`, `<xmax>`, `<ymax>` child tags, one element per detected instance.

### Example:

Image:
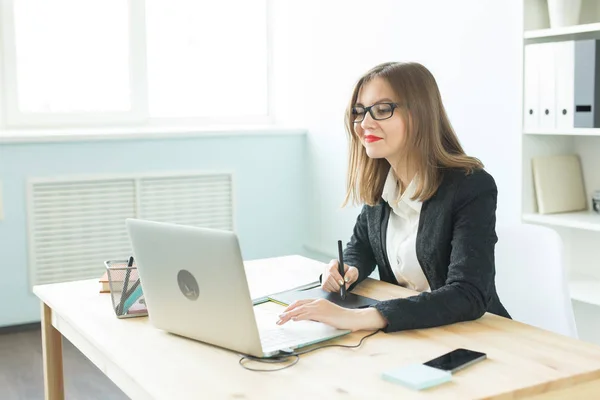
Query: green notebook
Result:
<box><xmin>268</xmin><ymin>286</ymin><xmax>379</xmax><ymax>309</ymax></box>
<box><xmin>382</xmin><ymin>364</ymin><xmax>452</xmax><ymax>390</ymax></box>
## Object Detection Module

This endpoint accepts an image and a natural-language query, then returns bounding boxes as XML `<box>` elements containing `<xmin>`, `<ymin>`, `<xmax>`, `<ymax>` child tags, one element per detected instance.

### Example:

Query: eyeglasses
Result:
<box><xmin>351</xmin><ymin>102</ymin><xmax>400</xmax><ymax>123</ymax></box>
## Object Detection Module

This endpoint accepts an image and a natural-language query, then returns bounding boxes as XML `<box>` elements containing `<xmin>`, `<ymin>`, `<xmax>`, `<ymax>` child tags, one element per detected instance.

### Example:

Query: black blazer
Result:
<box><xmin>344</xmin><ymin>168</ymin><xmax>511</xmax><ymax>333</ymax></box>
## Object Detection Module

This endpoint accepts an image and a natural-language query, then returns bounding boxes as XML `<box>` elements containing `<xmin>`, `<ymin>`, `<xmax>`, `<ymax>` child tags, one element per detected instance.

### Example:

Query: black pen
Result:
<box><xmin>117</xmin><ymin>256</ymin><xmax>134</xmax><ymax>314</ymax></box>
<box><xmin>337</xmin><ymin>240</ymin><xmax>346</xmax><ymax>300</ymax></box>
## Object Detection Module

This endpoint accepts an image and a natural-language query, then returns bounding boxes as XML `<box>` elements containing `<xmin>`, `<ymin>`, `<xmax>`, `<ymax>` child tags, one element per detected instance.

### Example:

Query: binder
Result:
<box><xmin>524</xmin><ymin>44</ymin><xmax>541</xmax><ymax>131</ymax></box>
<box><xmin>555</xmin><ymin>41</ymin><xmax>575</xmax><ymax>130</ymax></box>
<box><xmin>538</xmin><ymin>43</ymin><xmax>557</xmax><ymax>130</ymax></box>
<box><xmin>574</xmin><ymin>39</ymin><xmax>600</xmax><ymax>128</ymax></box>
<box><xmin>532</xmin><ymin>154</ymin><xmax>587</xmax><ymax>214</ymax></box>
<box><xmin>524</xmin><ymin>40</ymin><xmax>600</xmax><ymax>131</ymax></box>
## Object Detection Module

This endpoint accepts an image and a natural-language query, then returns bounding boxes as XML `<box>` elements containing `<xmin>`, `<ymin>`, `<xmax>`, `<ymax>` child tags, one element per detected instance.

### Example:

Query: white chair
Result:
<box><xmin>494</xmin><ymin>223</ymin><xmax>578</xmax><ymax>338</ymax></box>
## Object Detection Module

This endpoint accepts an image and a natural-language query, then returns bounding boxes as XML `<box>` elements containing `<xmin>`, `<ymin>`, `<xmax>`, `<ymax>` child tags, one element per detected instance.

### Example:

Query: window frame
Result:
<box><xmin>0</xmin><ymin>0</ymin><xmax>273</xmax><ymax>130</ymax></box>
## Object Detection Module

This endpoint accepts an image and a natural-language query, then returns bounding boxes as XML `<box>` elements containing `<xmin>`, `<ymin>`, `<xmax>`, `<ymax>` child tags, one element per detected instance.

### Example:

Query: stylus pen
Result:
<box><xmin>337</xmin><ymin>240</ymin><xmax>346</xmax><ymax>300</ymax></box>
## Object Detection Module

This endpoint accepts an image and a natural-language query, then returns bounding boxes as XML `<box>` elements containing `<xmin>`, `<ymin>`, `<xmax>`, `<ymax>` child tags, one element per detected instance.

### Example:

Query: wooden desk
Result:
<box><xmin>33</xmin><ymin>255</ymin><xmax>600</xmax><ymax>399</ymax></box>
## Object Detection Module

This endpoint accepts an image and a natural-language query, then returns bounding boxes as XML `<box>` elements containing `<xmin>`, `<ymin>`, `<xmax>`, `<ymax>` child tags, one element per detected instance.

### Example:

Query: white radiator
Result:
<box><xmin>27</xmin><ymin>172</ymin><xmax>234</xmax><ymax>286</ymax></box>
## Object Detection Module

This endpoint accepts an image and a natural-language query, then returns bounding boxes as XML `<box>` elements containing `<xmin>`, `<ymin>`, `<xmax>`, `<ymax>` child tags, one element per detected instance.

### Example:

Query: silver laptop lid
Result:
<box><xmin>126</xmin><ymin>218</ymin><xmax>264</xmax><ymax>358</ymax></box>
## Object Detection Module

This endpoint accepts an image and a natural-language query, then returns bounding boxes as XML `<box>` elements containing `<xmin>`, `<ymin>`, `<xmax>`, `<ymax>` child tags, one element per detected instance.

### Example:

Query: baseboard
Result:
<box><xmin>0</xmin><ymin>322</ymin><xmax>41</xmax><ymax>334</ymax></box>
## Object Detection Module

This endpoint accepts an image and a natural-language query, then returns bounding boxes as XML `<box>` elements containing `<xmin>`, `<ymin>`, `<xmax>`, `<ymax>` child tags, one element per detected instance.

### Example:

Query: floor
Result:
<box><xmin>0</xmin><ymin>325</ymin><xmax>128</xmax><ymax>400</ymax></box>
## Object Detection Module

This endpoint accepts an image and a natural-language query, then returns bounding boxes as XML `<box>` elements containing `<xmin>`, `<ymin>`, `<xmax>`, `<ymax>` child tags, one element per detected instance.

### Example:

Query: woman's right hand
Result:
<box><xmin>321</xmin><ymin>260</ymin><xmax>359</xmax><ymax>293</ymax></box>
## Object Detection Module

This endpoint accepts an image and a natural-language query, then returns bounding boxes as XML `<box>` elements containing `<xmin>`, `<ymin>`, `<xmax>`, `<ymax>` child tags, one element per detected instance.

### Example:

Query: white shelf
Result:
<box><xmin>522</xmin><ymin>211</ymin><xmax>600</xmax><ymax>232</ymax></box>
<box><xmin>570</xmin><ymin>275</ymin><xmax>600</xmax><ymax>307</ymax></box>
<box><xmin>524</xmin><ymin>22</ymin><xmax>600</xmax><ymax>42</ymax></box>
<box><xmin>523</xmin><ymin>128</ymin><xmax>600</xmax><ymax>136</ymax></box>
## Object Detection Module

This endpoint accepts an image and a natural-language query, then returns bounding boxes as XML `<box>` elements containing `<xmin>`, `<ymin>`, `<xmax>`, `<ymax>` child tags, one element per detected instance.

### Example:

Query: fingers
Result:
<box><xmin>322</xmin><ymin>260</ymin><xmax>358</xmax><ymax>292</ymax></box>
<box><xmin>278</xmin><ymin>312</ymin><xmax>309</xmax><ymax>325</ymax></box>
<box><xmin>327</xmin><ymin>260</ymin><xmax>344</xmax><ymax>287</ymax></box>
<box><xmin>289</xmin><ymin>312</ymin><xmax>309</xmax><ymax>322</ymax></box>
<box><xmin>279</xmin><ymin>299</ymin><xmax>315</xmax><ymax>325</ymax></box>
<box><xmin>345</xmin><ymin>266</ymin><xmax>359</xmax><ymax>286</ymax></box>
<box><xmin>323</xmin><ymin>279</ymin><xmax>339</xmax><ymax>293</ymax></box>
<box><xmin>277</xmin><ymin>304</ymin><xmax>308</xmax><ymax>325</ymax></box>
<box><xmin>324</xmin><ymin>277</ymin><xmax>342</xmax><ymax>292</ymax></box>
<box><xmin>278</xmin><ymin>299</ymin><xmax>324</xmax><ymax>325</ymax></box>
<box><xmin>284</xmin><ymin>299</ymin><xmax>313</xmax><ymax>312</ymax></box>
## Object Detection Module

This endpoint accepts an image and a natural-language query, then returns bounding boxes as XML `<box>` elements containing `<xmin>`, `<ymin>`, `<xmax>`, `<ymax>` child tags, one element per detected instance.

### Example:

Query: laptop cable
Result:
<box><xmin>238</xmin><ymin>329</ymin><xmax>382</xmax><ymax>372</ymax></box>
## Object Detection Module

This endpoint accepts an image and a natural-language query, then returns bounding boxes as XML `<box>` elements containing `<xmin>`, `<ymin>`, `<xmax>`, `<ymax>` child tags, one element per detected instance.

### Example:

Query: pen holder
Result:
<box><xmin>593</xmin><ymin>190</ymin><xmax>600</xmax><ymax>213</ymax></box>
<box><xmin>104</xmin><ymin>259</ymin><xmax>148</xmax><ymax>319</ymax></box>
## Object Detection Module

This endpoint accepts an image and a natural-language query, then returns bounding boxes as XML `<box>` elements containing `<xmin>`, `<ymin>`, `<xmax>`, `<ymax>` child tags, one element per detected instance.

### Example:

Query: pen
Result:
<box><xmin>117</xmin><ymin>256</ymin><xmax>134</xmax><ymax>315</ymax></box>
<box><xmin>337</xmin><ymin>240</ymin><xmax>346</xmax><ymax>300</ymax></box>
<box><xmin>121</xmin><ymin>279</ymin><xmax>143</xmax><ymax>314</ymax></box>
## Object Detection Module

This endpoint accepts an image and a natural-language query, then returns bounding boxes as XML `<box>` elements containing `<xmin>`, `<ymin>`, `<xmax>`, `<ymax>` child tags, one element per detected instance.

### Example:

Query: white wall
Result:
<box><xmin>272</xmin><ymin>0</ymin><xmax>523</xmax><ymax>257</ymax></box>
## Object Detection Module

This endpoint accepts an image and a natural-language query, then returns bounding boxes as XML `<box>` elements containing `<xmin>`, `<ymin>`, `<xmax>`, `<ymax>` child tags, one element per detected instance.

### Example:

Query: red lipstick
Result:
<box><xmin>364</xmin><ymin>135</ymin><xmax>382</xmax><ymax>143</ymax></box>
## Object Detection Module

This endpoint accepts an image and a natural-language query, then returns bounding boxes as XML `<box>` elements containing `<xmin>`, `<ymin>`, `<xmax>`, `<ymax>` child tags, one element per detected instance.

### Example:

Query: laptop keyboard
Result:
<box><xmin>260</xmin><ymin>327</ymin><xmax>317</xmax><ymax>350</ymax></box>
<box><xmin>254</xmin><ymin>307</ymin><xmax>348</xmax><ymax>353</ymax></box>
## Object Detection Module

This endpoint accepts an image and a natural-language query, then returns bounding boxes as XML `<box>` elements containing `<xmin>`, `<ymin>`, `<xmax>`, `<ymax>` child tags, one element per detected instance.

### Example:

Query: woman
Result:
<box><xmin>277</xmin><ymin>62</ymin><xmax>511</xmax><ymax>333</ymax></box>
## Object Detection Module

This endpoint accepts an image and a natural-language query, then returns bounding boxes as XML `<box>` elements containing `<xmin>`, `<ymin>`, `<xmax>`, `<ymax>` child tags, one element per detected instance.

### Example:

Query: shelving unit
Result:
<box><xmin>523</xmin><ymin>128</ymin><xmax>600</xmax><ymax>136</ymax></box>
<box><xmin>524</xmin><ymin>21</ymin><xmax>600</xmax><ymax>41</ymax></box>
<box><xmin>522</xmin><ymin>211</ymin><xmax>600</xmax><ymax>232</ymax></box>
<box><xmin>569</xmin><ymin>274</ymin><xmax>600</xmax><ymax>307</ymax></box>
<box><xmin>522</xmin><ymin>0</ymin><xmax>600</xmax><ymax>315</ymax></box>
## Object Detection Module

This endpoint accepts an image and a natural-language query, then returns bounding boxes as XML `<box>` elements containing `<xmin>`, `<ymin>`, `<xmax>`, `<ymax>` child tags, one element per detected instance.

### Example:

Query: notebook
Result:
<box><xmin>268</xmin><ymin>286</ymin><xmax>379</xmax><ymax>309</ymax></box>
<box><xmin>382</xmin><ymin>364</ymin><xmax>452</xmax><ymax>390</ymax></box>
<box><xmin>531</xmin><ymin>154</ymin><xmax>587</xmax><ymax>214</ymax></box>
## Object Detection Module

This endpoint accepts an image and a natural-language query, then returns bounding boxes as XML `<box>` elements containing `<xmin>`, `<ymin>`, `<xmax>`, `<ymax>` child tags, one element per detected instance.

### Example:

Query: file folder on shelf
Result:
<box><xmin>555</xmin><ymin>41</ymin><xmax>575</xmax><ymax>130</ymax></box>
<box><xmin>524</xmin><ymin>44</ymin><xmax>541</xmax><ymax>131</ymax></box>
<box><xmin>538</xmin><ymin>43</ymin><xmax>556</xmax><ymax>130</ymax></box>
<box><xmin>524</xmin><ymin>40</ymin><xmax>600</xmax><ymax>131</ymax></box>
<box><xmin>574</xmin><ymin>40</ymin><xmax>600</xmax><ymax>128</ymax></box>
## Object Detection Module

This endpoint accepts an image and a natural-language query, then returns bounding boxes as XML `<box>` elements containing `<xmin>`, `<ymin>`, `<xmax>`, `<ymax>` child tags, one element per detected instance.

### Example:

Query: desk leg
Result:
<box><xmin>41</xmin><ymin>302</ymin><xmax>65</xmax><ymax>400</ymax></box>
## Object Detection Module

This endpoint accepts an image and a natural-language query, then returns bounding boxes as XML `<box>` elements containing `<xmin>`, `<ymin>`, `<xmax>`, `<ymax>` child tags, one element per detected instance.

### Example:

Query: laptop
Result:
<box><xmin>125</xmin><ymin>218</ymin><xmax>351</xmax><ymax>358</ymax></box>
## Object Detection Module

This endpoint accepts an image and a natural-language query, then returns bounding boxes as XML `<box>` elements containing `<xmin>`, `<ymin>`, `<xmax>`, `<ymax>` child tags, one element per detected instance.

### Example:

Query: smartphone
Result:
<box><xmin>423</xmin><ymin>348</ymin><xmax>486</xmax><ymax>373</ymax></box>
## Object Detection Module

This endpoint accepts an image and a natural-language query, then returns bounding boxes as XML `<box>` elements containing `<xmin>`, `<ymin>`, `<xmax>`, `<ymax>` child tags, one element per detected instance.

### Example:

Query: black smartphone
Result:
<box><xmin>423</xmin><ymin>348</ymin><xmax>487</xmax><ymax>373</ymax></box>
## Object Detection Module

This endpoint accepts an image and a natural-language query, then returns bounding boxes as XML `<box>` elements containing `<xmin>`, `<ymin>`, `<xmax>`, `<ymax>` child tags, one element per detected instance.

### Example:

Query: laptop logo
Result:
<box><xmin>177</xmin><ymin>270</ymin><xmax>199</xmax><ymax>300</ymax></box>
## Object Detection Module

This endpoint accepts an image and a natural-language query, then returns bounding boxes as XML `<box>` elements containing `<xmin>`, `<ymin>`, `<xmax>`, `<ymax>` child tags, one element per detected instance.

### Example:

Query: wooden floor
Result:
<box><xmin>0</xmin><ymin>325</ymin><xmax>128</xmax><ymax>400</ymax></box>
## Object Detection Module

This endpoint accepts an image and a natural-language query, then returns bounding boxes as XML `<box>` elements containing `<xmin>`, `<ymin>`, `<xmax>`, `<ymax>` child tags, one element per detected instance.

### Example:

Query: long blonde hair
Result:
<box><xmin>343</xmin><ymin>62</ymin><xmax>483</xmax><ymax>206</ymax></box>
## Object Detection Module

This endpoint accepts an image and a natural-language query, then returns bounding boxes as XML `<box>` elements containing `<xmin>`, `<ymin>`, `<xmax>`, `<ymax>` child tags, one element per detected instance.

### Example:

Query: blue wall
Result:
<box><xmin>0</xmin><ymin>131</ymin><xmax>308</xmax><ymax>327</ymax></box>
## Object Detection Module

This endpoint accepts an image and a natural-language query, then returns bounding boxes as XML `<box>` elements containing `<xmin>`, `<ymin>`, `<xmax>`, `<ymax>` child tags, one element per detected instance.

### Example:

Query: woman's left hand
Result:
<box><xmin>276</xmin><ymin>299</ymin><xmax>359</xmax><ymax>331</ymax></box>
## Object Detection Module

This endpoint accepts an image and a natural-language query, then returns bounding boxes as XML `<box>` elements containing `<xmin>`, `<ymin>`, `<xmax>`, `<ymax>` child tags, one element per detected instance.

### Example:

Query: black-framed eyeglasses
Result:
<box><xmin>351</xmin><ymin>102</ymin><xmax>400</xmax><ymax>123</ymax></box>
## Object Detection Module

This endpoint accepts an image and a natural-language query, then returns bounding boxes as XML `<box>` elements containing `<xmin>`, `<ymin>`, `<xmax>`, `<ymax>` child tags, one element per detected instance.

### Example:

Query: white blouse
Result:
<box><xmin>381</xmin><ymin>169</ymin><xmax>431</xmax><ymax>292</ymax></box>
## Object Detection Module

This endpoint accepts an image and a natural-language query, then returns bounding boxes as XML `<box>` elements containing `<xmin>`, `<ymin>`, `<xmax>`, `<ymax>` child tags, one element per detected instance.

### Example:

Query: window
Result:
<box><xmin>146</xmin><ymin>1</ymin><xmax>268</xmax><ymax>119</ymax></box>
<box><xmin>12</xmin><ymin>1</ymin><xmax>131</xmax><ymax>114</ymax></box>
<box><xmin>0</xmin><ymin>0</ymin><xmax>269</xmax><ymax>129</ymax></box>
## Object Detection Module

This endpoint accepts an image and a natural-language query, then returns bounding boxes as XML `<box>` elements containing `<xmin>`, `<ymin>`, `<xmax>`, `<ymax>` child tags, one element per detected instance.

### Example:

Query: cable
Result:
<box><xmin>239</xmin><ymin>354</ymin><xmax>300</xmax><ymax>372</ymax></box>
<box><xmin>238</xmin><ymin>329</ymin><xmax>382</xmax><ymax>372</ymax></box>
